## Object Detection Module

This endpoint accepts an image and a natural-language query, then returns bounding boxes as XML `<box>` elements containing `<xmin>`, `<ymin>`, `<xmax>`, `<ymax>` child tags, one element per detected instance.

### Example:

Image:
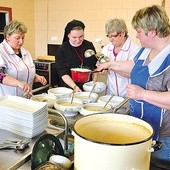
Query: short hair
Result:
<box><xmin>132</xmin><ymin>5</ymin><xmax>170</xmax><ymax>37</ymax></box>
<box><xmin>4</xmin><ymin>20</ymin><xmax>27</xmax><ymax>38</ymax></box>
<box><xmin>105</xmin><ymin>18</ymin><xmax>128</xmax><ymax>35</ymax></box>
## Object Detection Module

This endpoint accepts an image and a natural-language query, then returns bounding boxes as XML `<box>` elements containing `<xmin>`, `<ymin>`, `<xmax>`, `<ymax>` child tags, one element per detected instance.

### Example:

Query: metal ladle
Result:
<box><xmin>88</xmin><ymin>83</ymin><xmax>96</xmax><ymax>98</ymax></box>
<box><xmin>71</xmin><ymin>86</ymin><xmax>76</xmax><ymax>104</ymax></box>
<box><xmin>84</xmin><ymin>49</ymin><xmax>110</xmax><ymax>63</ymax></box>
<box><xmin>103</xmin><ymin>94</ymin><xmax>115</xmax><ymax>108</ymax></box>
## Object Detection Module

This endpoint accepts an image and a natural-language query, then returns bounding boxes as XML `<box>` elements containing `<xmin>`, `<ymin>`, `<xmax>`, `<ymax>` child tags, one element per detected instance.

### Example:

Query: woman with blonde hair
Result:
<box><xmin>0</xmin><ymin>20</ymin><xmax>47</xmax><ymax>97</ymax></box>
<box><xmin>97</xmin><ymin>5</ymin><xmax>170</xmax><ymax>169</ymax></box>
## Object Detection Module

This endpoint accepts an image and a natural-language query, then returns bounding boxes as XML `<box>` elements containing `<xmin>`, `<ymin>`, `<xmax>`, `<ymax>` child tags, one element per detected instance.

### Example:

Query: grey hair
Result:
<box><xmin>105</xmin><ymin>18</ymin><xmax>128</xmax><ymax>35</ymax></box>
<box><xmin>4</xmin><ymin>20</ymin><xmax>27</xmax><ymax>38</ymax></box>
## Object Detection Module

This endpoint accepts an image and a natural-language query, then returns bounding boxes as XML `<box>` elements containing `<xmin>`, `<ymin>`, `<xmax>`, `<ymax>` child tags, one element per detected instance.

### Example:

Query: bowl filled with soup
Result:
<box><xmin>74</xmin><ymin>92</ymin><xmax>98</xmax><ymax>104</ymax></box>
<box><xmin>80</xmin><ymin>102</ymin><xmax>112</xmax><ymax>116</ymax></box>
<box><xmin>54</xmin><ymin>98</ymin><xmax>83</xmax><ymax>117</ymax></box>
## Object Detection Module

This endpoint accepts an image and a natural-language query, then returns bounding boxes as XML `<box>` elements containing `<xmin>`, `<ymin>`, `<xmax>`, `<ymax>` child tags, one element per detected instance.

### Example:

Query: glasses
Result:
<box><xmin>106</xmin><ymin>32</ymin><xmax>120</xmax><ymax>38</ymax></box>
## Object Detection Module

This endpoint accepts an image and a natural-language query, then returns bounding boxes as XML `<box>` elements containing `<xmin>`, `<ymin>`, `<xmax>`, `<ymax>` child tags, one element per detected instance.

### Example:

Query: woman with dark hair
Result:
<box><xmin>55</xmin><ymin>19</ymin><xmax>97</xmax><ymax>92</ymax></box>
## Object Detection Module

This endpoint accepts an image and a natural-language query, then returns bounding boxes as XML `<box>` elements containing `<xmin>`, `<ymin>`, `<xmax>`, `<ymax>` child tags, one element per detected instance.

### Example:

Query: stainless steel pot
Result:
<box><xmin>72</xmin><ymin>113</ymin><xmax>161</xmax><ymax>170</ymax></box>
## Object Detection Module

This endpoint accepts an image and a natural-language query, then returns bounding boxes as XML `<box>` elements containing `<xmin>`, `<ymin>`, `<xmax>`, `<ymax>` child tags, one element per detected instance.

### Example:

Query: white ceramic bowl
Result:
<box><xmin>48</xmin><ymin>87</ymin><xmax>73</xmax><ymax>98</ymax></box>
<box><xmin>80</xmin><ymin>102</ymin><xmax>112</xmax><ymax>116</ymax></box>
<box><xmin>98</xmin><ymin>95</ymin><xmax>124</xmax><ymax>107</ymax></box>
<box><xmin>83</xmin><ymin>81</ymin><xmax>106</xmax><ymax>94</ymax></box>
<box><xmin>30</xmin><ymin>93</ymin><xmax>57</xmax><ymax>108</ymax></box>
<box><xmin>54</xmin><ymin>98</ymin><xmax>83</xmax><ymax>117</ymax></box>
<box><xmin>49</xmin><ymin>155</ymin><xmax>72</xmax><ymax>169</ymax></box>
<box><xmin>74</xmin><ymin>91</ymin><xmax>98</xmax><ymax>104</ymax></box>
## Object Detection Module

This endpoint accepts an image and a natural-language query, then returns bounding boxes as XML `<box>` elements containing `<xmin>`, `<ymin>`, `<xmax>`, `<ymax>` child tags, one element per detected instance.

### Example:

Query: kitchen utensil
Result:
<box><xmin>70</xmin><ymin>68</ymin><xmax>91</xmax><ymax>83</ymax></box>
<box><xmin>71</xmin><ymin>86</ymin><xmax>76</xmax><ymax>104</ymax></box>
<box><xmin>88</xmin><ymin>83</ymin><xmax>96</xmax><ymax>98</ymax></box>
<box><xmin>0</xmin><ymin>138</ymin><xmax>30</xmax><ymax>150</ymax></box>
<box><xmin>103</xmin><ymin>94</ymin><xmax>115</xmax><ymax>108</ymax></box>
<box><xmin>84</xmin><ymin>49</ymin><xmax>110</xmax><ymax>63</ymax></box>
<box><xmin>72</xmin><ymin>113</ymin><xmax>162</xmax><ymax>170</ymax></box>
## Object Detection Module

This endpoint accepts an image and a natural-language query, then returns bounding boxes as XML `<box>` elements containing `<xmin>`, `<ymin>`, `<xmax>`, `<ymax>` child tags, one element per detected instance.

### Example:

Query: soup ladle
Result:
<box><xmin>103</xmin><ymin>94</ymin><xmax>115</xmax><ymax>108</ymax></box>
<box><xmin>71</xmin><ymin>86</ymin><xmax>76</xmax><ymax>104</ymax></box>
<box><xmin>88</xmin><ymin>83</ymin><xmax>96</xmax><ymax>98</ymax></box>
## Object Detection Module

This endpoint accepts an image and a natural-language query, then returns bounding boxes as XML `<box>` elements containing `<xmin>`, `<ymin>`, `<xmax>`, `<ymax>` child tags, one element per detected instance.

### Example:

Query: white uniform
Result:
<box><xmin>102</xmin><ymin>36</ymin><xmax>140</xmax><ymax>97</ymax></box>
<box><xmin>0</xmin><ymin>40</ymin><xmax>35</xmax><ymax>97</ymax></box>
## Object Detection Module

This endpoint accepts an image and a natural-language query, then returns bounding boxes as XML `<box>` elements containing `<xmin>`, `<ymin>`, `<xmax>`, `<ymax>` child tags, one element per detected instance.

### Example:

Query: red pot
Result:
<box><xmin>71</xmin><ymin>68</ymin><xmax>92</xmax><ymax>83</ymax></box>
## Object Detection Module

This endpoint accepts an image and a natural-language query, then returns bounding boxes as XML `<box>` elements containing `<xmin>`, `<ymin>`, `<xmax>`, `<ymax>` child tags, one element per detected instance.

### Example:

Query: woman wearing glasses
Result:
<box><xmin>102</xmin><ymin>18</ymin><xmax>140</xmax><ymax>97</ymax></box>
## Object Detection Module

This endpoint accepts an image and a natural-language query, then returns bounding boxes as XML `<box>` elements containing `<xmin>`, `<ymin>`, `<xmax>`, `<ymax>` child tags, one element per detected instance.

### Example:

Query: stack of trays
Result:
<box><xmin>0</xmin><ymin>95</ymin><xmax>48</xmax><ymax>138</ymax></box>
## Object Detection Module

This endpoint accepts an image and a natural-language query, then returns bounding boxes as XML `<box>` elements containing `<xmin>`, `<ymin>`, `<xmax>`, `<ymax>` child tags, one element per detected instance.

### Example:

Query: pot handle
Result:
<box><xmin>148</xmin><ymin>140</ymin><xmax>163</xmax><ymax>152</ymax></box>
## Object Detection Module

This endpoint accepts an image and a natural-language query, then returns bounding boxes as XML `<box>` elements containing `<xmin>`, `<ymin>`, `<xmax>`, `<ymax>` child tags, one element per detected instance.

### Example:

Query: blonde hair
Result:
<box><xmin>132</xmin><ymin>5</ymin><xmax>170</xmax><ymax>37</ymax></box>
<box><xmin>4</xmin><ymin>20</ymin><xmax>27</xmax><ymax>38</ymax></box>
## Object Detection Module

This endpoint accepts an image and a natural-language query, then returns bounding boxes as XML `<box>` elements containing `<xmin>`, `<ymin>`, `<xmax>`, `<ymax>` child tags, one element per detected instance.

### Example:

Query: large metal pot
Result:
<box><xmin>73</xmin><ymin>113</ymin><xmax>160</xmax><ymax>170</ymax></box>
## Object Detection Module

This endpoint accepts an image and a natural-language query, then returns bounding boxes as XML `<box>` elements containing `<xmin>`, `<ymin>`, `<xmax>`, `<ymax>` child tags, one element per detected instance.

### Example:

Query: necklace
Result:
<box><xmin>73</xmin><ymin>46</ymin><xmax>84</xmax><ymax>68</ymax></box>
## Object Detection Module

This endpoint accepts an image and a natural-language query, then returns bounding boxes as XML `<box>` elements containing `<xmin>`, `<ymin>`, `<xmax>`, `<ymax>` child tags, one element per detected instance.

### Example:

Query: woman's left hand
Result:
<box><xmin>34</xmin><ymin>74</ymin><xmax>47</xmax><ymax>85</ymax></box>
<box><xmin>126</xmin><ymin>84</ymin><xmax>146</xmax><ymax>100</ymax></box>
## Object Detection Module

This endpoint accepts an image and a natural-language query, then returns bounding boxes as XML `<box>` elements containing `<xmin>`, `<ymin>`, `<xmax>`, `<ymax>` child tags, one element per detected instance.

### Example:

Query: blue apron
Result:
<box><xmin>130</xmin><ymin>48</ymin><xmax>163</xmax><ymax>140</ymax></box>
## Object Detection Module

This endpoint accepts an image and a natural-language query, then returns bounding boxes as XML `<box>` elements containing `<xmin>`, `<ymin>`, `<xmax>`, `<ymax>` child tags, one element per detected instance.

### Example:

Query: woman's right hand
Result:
<box><xmin>18</xmin><ymin>82</ymin><xmax>32</xmax><ymax>96</ymax></box>
<box><xmin>96</xmin><ymin>61</ymin><xmax>111</xmax><ymax>72</ymax></box>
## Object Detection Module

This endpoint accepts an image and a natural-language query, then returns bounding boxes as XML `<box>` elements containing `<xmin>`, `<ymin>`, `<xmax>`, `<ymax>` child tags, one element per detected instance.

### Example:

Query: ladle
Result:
<box><xmin>88</xmin><ymin>83</ymin><xmax>96</xmax><ymax>98</ymax></box>
<box><xmin>103</xmin><ymin>94</ymin><xmax>115</xmax><ymax>108</ymax></box>
<box><xmin>84</xmin><ymin>49</ymin><xmax>95</xmax><ymax>58</ymax></box>
<box><xmin>71</xmin><ymin>86</ymin><xmax>76</xmax><ymax>104</ymax></box>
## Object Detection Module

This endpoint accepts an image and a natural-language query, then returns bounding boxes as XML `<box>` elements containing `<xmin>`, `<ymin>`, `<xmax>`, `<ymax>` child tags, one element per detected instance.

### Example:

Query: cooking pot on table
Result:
<box><xmin>71</xmin><ymin>68</ymin><xmax>99</xmax><ymax>83</ymax></box>
<box><xmin>72</xmin><ymin>113</ymin><xmax>162</xmax><ymax>170</ymax></box>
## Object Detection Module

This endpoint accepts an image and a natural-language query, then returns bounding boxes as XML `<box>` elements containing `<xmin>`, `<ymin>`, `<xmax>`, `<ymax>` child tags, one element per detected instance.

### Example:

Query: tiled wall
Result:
<box><xmin>0</xmin><ymin>0</ymin><xmax>35</xmax><ymax>57</ymax></box>
<box><xmin>1</xmin><ymin>0</ymin><xmax>170</xmax><ymax>57</ymax></box>
<box><xmin>35</xmin><ymin>0</ymin><xmax>170</xmax><ymax>56</ymax></box>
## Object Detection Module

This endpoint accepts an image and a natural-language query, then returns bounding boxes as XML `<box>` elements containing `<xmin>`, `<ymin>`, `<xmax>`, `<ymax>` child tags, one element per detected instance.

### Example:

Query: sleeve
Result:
<box><xmin>55</xmin><ymin>44</ymin><xmax>70</xmax><ymax>77</ymax></box>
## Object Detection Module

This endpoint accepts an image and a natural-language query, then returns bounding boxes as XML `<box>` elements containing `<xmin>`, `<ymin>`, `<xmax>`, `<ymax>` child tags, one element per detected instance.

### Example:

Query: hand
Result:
<box><xmin>126</xmin><ymin>84</ymin><xmax>146</xmax><ymax>100</ymax></box>
<box><xmin>75</xmin><ymin>86</ymin><xmax>82</xmax><ymax>92</ymax></box>
<box><xmin>34</xmin><ymin>74</ymin><xmax>47</xmax><ymax>85</ymax></box>
<box><xmin>96</xmin><ymin>61</ymin><xmax>111</xmax><ymax>72</ymax></box>
<box><xmin>18</xmin><ymin>82</ymin><xmax>32</xmax><ymax>96</ymax></box>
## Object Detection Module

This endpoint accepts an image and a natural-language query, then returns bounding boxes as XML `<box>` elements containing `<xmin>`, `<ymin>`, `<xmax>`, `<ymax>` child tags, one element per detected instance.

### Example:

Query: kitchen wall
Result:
<box><xmin>35</xmin><ymin>0</ymin><xmax>170</xmax><ymax>55</ymax></box>
<box><xmin>0</xmin><ymin>0</ymin><xmax>35</xmax><ymax>57</ymax></box>
<box><xmin>1</xmin><ymin>0</ymin><xmax>170</xmax><ymax>57</ymax></box>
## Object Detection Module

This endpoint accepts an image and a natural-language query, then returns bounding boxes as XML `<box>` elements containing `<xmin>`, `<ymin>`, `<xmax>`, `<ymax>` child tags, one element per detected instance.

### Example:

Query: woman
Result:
<box><xmin>102</xmin><ymin>18</ymin><xmax>140</xmax><ymax>97</ymax></box>
<box><xmin>55</xmin><ymin>19</ymin><xmax>97</xmax><ymax>92</ymax></box>
<box><xmin>0</xmin><ymin>20</ymin><xmax>47</xmax><ymax>97</ymax></box>
<box><xmin>97</xmin><ymin>5</ymin><xmax>170</xmax><ymax>169</ymax></box>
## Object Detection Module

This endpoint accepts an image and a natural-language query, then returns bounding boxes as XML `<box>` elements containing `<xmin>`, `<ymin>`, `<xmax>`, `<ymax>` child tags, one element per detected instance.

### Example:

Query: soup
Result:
<box><xmin>75</xmin><ymin>121</ymin><xmax>151</xmax><ymax>144</ymax></box>
<box><xmin>58</xmin><ymin>101</ymin><xmax>79</xmax><ymax>106</ymax></box>
<box><xmin>84</xmin><ymin>106</ymin><xmax>108</xmax><ymax>111</ymax></box>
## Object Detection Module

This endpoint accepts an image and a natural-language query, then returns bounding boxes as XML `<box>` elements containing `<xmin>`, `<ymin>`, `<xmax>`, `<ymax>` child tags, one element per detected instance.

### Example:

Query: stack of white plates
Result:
<box><xmin>0</xmin><ymin>95</ymin><xmax>48</xmax><ymax>138</ymax></box>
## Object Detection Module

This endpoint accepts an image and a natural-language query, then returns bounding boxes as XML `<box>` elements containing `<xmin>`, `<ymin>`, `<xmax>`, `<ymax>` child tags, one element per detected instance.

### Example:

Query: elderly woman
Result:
<box><xmin>97</xmin><ymin>5</ymin><xmax>170</xmax><ymax>169</ymax></box>
<box><xmin>55</xmin><ymin>19</ymin><xmax>97</xmax><ymax>92</ymax></box>
<box><xmin>0</xmin><ymin>20</ymin><xmax>47</xmax><ymax>97</ymax></box>
<box><xmin>101</xmin><ymin>18</ymin><xmax>140</xmax><ymax>97</ymax></box>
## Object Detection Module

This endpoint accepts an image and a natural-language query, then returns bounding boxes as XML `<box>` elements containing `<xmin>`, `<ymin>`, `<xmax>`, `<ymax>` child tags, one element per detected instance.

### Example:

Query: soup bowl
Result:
<box><xmin>54</xmin><ymin>98</ymin><xmax>83</xmax><ymax>117</ymax></box>
<box><xmin>74</xmin><ymin>92</ymin><xmax>98</xmax><ymax>104</ymax></box>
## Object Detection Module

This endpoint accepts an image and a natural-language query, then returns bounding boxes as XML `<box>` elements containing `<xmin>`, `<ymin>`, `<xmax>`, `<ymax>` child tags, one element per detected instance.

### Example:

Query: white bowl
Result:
<box><xmin>74</xmin><ymin>92</ymin><xmax>98</xmax><ymax>104</ymax></box>
<box><xmin>48</xmin><ymin>87</ymin><xmax>73</xmax><ymax>98</ymax></box>
<box><xmin>83</xmin><ymin>81</ymin><xmax>106</xmax><ymax>94</ymax></box>
<box><xmin>49</xmin><ymin>155</ymin><xmax>72</xmax><ymax>169</ymax></box>
<box><xmin>54</xmin><ymin>98</ymin><xmax>83</xmax><ymax>117</ymax></box>
<box><xmin>98</xmin><ymin>95</ymin><xmax>124</xmax><ymax>107</ymax></box>
<box><xmin>80</xmin><ymin>102</ymin><xmax>112</xmax><ymax>116</ymax></box>
<box><xmin>30</xmin><ymin>93</ymin><xmax>57</xmax><ymax>108</ymax></box>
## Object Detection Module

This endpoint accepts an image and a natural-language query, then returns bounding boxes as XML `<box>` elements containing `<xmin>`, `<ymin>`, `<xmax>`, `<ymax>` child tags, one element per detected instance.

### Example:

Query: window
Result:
<box><xmin>0</xmin><ymin>7</ymin><xmax>12</xmax><ymax>43</ymax></box>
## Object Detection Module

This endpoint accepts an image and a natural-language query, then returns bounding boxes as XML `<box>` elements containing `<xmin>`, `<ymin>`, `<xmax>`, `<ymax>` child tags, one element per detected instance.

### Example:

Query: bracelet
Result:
<box><xmin>18</xmin><ymin>82</ymin><xmax>23</xmax><ymax>89</ymax></box>
<box><xmin>0</xmin><ymin>74</ymin><xmax>6</xmax><ymax>84</ymax></box>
